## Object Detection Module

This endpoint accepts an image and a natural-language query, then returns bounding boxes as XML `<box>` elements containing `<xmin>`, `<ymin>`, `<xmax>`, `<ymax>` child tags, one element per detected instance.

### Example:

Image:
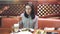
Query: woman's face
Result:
<box><xmin>25</xmin><ymin>5</ymin><xmax>32</xmax><ymax>15</ymax></box>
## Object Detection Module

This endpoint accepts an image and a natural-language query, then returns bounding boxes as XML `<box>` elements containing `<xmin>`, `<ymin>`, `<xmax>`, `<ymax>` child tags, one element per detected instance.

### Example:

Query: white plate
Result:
<box><xmin>19</xmin><ymin>28</ymin><xmax>34</xmax><ymax>32</ymax></box>
<box><xmin>10</xmin><ymin>31</ymin><xmax>32</xmax><ymax>34</ymax></box>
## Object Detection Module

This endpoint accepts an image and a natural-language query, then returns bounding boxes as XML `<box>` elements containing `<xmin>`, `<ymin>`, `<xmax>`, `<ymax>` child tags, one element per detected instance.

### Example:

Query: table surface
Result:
<box><xmin>0</xmin><ymin>31</ymin><xmax>60</xmax><ymax>34</ymax></box>
<box><xmin>0</xmin><ymin>28</ymin><xmax>60</xmax><ymax>34</ymax></box>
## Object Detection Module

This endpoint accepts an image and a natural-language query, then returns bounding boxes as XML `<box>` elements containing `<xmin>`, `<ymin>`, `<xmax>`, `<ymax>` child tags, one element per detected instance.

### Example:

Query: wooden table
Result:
<box><xmin>0</xmin><ymin>28</ymin><xmax>60</xmax><ymax>34</ymax></box>
<box><xmin>0</xmin><ymin>28</ymin><xmax>11</xmax><ymax>34</ymax></box>
<box><xmin>44</xmin><ymin>30</ymin><xmax>60</xmax><ymax>34</ymax></box>
<box><xmin>0</xmin><ymin>32</ymin><xmax>10</xmax><ymax>34</ymax></box>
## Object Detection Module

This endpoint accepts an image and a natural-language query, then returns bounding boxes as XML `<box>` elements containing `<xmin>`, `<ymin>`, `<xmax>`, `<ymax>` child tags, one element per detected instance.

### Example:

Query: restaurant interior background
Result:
<box><xmin>0</xmin><ymin>0</ymin><xmax>60</xmax><ymax>33</ymax></box>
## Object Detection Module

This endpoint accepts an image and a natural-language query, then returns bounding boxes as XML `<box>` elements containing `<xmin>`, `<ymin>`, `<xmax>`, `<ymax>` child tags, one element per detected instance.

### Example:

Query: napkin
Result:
<box><xmin>44</xmin><ymin>27</ymin><xmax>55</xmax><ymax>30</ymax></box>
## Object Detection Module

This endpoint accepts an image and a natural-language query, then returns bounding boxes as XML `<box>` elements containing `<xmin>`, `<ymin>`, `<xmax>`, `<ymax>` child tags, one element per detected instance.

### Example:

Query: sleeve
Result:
<box><xmin>19</xmin><ymin>13</ymin><xmax>24</xmax><ymax>29</ymax></box>
<box><xmin>19</xmin><ymin>20</ymin><xmax>23</xmax><ymax>29</ymax></box>
<box><xmin>20</xmin><ymin>13</ymin><xmax>23</xmax><ymax>17</ymax></box>
<box><xmin>34</xmin><ymin>16</ymin><xmax>38</xmax><ymax>29</ymax></box>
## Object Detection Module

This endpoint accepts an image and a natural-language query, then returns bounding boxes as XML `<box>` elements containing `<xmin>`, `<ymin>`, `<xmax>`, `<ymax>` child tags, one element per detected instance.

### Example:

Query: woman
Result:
<box><xmin>19</xmin><ymin>2</ymin><xmax>38</xmax><ymax>29</ymax></box>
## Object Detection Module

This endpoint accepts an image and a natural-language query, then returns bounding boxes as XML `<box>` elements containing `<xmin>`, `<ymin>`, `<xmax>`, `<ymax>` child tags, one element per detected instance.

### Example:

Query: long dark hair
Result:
<box><xmin>24</xmin><ymin>2</ymin><xmax>35</xmax><ymax>19</ymax></box>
